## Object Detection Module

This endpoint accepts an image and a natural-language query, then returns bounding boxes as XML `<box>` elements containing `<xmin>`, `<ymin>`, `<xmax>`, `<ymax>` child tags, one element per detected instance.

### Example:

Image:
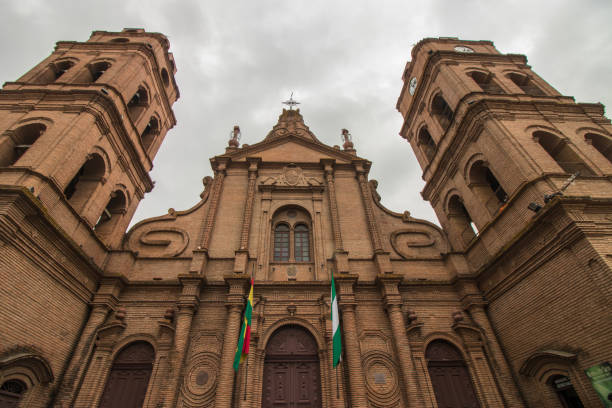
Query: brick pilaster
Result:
<box><xmin>336</xmin><ymin>275</ymin><xmax>368</xmax><ymax>407</ymax></box>
<box><xmin>215</xmin><ymin>275</ymin><xmax>250</xmax><ymax>408</ymax></box>
<box><xmin>163</xmin><ymin>275</ymin><xmax>203</xmax><ymax>406</ymax></box>
<box><xmin>469</xmin><ymin>305</ymin><xmax>526</xmax><ymax>407</ymax></box>
<box><xmin>52</xmin><ymin>305</ymin><xmax>111</xmax><ymax>407</ymax></box>
<box><xmin>53</xmin><ymin>276</ymin><xmax>124</xmax><ymax>408</ymax></box>
<box><xmin>353</xmin><ymin>160</ymin><xmax>393</xmax><ymax>274</ymax></box>
<box><xmin>378</xmin><ymin>275</ymin><xmax>424</xmax><ymax>407</ymax></box>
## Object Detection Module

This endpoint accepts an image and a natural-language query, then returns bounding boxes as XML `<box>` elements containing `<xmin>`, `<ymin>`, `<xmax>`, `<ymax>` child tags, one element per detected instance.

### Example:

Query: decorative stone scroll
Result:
<box><xmin>259</xmin><ymin>164</ymin><xmax>322</xmax><ymax>188</ymax></box>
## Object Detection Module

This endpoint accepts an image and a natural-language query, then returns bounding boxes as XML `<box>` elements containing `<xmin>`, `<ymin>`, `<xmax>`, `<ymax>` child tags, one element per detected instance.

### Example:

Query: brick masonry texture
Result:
<box><xmin>0</xmin><ymin>31</ymin><xmax>610</xmax><ymax>408</ymax></box>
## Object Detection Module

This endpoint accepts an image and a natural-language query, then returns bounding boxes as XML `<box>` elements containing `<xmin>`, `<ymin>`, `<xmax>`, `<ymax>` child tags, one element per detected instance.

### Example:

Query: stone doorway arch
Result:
<box><xmin>262</xmin><ymin>325</ymin><xmax>322</xmax><ymax>408</ymax></box>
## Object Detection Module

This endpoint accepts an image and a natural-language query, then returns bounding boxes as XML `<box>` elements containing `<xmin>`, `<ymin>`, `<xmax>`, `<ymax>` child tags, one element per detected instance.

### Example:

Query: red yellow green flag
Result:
<box><xmin>233</xmin><ymin>279</ymin><xmax>254</xmax><ymax>371</ymax></box>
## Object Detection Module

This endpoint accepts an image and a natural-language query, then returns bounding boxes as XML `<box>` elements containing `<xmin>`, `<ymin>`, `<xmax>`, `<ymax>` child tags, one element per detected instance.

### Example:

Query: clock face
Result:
<box><xmin>454</xmin><ymin>45</ymin><xmax>474</xmax><ymax>53</ymax></box>
<box><xmin>409</xmin><ymin>77</ymin><xmax>418</xmax><ymax>95</ymax></box>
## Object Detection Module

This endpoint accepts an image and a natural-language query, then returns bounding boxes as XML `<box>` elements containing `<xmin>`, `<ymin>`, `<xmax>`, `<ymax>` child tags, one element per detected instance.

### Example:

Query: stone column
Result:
<box><xmin>164</xmin><ymin>275</ymin><xmax>203</xmax><ymax>406</ymax></box>
<box><xmin>215</xmin><ymin>276</ymin><xmax>250</xmax><ymax>408</ymax></box>
<box><xmin>53</xmin><ymin>276</ymin><xmax>124</xmax><ymax>408</ymax></box>
<box><xmin>378</xmin><ymin>275</ymin><xmax>424</xmax><ymax>407</ymax></box>
<box><xmin>336</xmin><ymin>275</ymin><xmax>368</xmax><ymax>408</ymax></box>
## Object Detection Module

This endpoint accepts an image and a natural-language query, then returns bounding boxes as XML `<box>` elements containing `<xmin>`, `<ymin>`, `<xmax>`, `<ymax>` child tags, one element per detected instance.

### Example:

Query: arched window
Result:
<box><xmin>469</xmin><ymin>71</ymin><xmax>504</xmax><ymax>94</ymax></box>
<box><xmin>98</xmin><ymin>342</ymin><xmax>154</xmax><ymax>408</ymax></box>
<box><xmin>160</xmin><ymin>68</ymin><xmax>170</xmax><ymax>87</ymax></box>
<box><xmin>274</xmin><ymin>224</ymin><xmax>290</xmax><ymax>261</ymax></box>
<box><xmin>127</xmin><ymin>86</ymin><xmax>149</xmax><ymax>122</ymax></box>
<box><xmin>0</xmin><ymin>379</ymin><xmax>27</xmax><ymax>406</ymax></box>
<box><xmin>74</xmin><ymin>61</ymin><xmax>111</xmax><ymax>83</ymax></box>
<box><xmin>294</xmin><ymin>224</ymin><xmax>310</xmax><ymax>262</ymax></box>
<box><xmin>64</xmin><ymin>153</ymin><xmax>105</xmax><ymax>210</ymax></box>
<box><xmin>34</xmin><ymin>60</ymin><xmax>75</xmax><ymax>84</ymax></box>
<box><xmin>0</xmin><ymin>123</ymin><xmax>46</xmax><ymax>167</ymax></box>
<box><xmin>95</xmin><ymin>190</ymin><xmax>127</xmax><ymax>236</ymax></box>
<box><xmin>417</xmin><ymin>127</ymin><xmax>436</xmax><ymax>161</ymax></box>
<box><xmin>548</xmin><ymin>375</ymin><xmax>584</xmax><ymax>408</ymax></box>
<box><xmin>271</xmin><ymin>207</ymin><xmax>313</xmax><ymax>263</ymax></box>
<box><xmin>534</xmin><ymin>131</ymin><xmax>594</xmax><ymax>176</ymax></box>
<box><xmin>432</xmin><ymin>93</ymin><xmax>454</xmax><ymax>131</ymax></box>
<box><xmin>469</xmin><ymin>161</ymin><xmax>508</xmax><ymax>214</ymax></box>
<box><xmin>508</xmin><ymin>73</ymin><xmax>545</xmax><ymax>96</ymax></box>
<box><xmin>426</xmin><ymin>340</ymin><xmax>480</xmax><ymax>407</ymax></box>
<box><xmin>141</xmin><ymin>116</ymin><xmax>159</xmax><ymax>151</ymax></box>
<box><xmin>585</xmin><ymin>133</ymin><xmax>612</xmax><ymax>166</ymax></box>
<box><xmin>448</xmin><ymin>195</ymin><xmax>478</xmax><ymax>245</ymax></box>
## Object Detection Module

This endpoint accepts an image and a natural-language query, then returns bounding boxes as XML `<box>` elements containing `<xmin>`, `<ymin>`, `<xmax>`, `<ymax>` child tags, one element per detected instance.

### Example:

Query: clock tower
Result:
<box><xmin>397</xmin><ymin>37</ymin><xmax>612</xmax><ymax>407</ymax></box>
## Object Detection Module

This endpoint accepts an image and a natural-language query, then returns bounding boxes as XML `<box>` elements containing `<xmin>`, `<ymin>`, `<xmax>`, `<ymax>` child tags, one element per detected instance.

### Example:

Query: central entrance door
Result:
<box><xmin>262</xmin><ymin>325</ymin><xmax>322</xmax><ymax>408</ymax></box>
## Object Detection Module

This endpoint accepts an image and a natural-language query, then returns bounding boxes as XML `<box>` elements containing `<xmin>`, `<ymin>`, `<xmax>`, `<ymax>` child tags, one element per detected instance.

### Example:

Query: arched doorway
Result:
<box><xmin>426</xmin><ymin>340</ymin><xmax>480</xmax><ymax>408</ymax></box>
<box><xmin>98</xmin><ymin>341</ymin><xmax>155</xmax><ymax>408</ymax></box>
<box><xmin>262</xmin><ymin>325</ymin><xmax>322</xmax><ymax>408</ymax></box>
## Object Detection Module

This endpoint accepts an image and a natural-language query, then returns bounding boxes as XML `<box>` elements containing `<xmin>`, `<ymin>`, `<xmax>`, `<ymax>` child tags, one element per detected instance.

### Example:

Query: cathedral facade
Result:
<box><xmin>0</xmin><ymin>29</ymin><xmax>610</xmax><ymax>408</ymax></box>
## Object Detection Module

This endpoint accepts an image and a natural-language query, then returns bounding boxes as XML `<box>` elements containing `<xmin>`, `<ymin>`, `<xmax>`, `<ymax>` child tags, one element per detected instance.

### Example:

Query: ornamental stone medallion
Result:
<box><xmin>181</xmin><ymin>353</ymin><xmax>219</xmax><ymax>407</ymax></box>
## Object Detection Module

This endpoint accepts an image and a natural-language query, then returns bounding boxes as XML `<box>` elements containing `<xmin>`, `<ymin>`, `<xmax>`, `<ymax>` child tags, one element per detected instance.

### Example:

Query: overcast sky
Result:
<box><xmin>1</xmin><ymin>0</ymin><xmax>611</xmax><ymax>228</ymax></box>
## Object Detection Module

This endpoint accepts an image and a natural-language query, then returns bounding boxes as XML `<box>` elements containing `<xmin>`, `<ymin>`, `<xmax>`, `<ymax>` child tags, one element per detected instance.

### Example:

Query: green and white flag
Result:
<box><xmin>331</xmin><ymin>271</ymin><xmax>341</xmax><ymax>368</ymax></box>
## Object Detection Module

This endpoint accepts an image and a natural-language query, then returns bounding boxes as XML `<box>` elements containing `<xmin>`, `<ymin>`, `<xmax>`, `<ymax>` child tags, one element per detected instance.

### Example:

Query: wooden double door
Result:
<box><xmin>262</xmin><ymin>326</ymin><xmax>322</xmax><ymax>408</ymax></box>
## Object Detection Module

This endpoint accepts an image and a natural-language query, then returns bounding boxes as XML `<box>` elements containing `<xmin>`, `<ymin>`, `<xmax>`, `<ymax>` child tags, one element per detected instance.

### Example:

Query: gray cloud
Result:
<box><xmin>1</xmin><ymin>0</ymin><xmax>610</xmax><ymax>229</ymax></box>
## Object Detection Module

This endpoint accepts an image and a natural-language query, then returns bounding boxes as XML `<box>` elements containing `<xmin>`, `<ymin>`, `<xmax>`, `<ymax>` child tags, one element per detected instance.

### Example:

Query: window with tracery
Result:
<box><xmin>271</xmin><ymin>207</ymin><xmax>312</xmax><ymax>263</ymax></box>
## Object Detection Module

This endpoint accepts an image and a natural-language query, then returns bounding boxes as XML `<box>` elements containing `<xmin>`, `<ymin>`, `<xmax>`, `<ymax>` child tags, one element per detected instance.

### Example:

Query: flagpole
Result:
<box><xmin>243</xmin><ymin>262</ymin><xmax>254</xmax><ymax>402</ymax></box>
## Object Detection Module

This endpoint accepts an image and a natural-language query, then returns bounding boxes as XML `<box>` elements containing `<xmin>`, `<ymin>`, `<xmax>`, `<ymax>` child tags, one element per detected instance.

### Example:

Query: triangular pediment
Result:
<box><xmin>216</xmin><ymin>108</ymin><xmax>364</xmax><ymax>164</ymax></box>
<box><xmin>229</xmin><ymin>136</ymin><xmax>354</xmax><ymax>163</ymax></box>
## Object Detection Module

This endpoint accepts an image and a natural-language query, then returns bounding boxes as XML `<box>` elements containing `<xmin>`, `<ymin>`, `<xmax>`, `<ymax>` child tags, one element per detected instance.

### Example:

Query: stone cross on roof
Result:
<box><xmin>282</xmin><ymin>92</ymin><xmax>300</xmax><ymax>110</ymax></box>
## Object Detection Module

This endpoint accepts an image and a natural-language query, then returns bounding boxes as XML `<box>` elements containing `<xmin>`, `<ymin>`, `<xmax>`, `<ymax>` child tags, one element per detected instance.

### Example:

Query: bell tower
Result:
<box><xmin>397</xmin><ymin>37</ymin><xmax>612</xmax><ymax>253</ymax></box>
<box><xmin>0</xmin><ymin>28</ymin><xmax>178</xmax><ymax>249</ymax></box>
<box><xmin>397</xmin><ymin>38</ymin><xmax>612</xmax><ymax>406</ymax></box>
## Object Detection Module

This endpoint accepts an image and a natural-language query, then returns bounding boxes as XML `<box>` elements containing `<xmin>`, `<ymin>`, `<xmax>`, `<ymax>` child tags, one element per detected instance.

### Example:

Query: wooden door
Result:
<box><xmin>98</xmin><ymin>341</ymin><xmax>154</xmax><ymax>408</ymax></box>
<box><xmin>426</xmin><ymin>340</ymin><xmax>480</xmax><ymax>408</ymax></box>
<box><xmin>262</xmin><ymin>326</ymin><xmax>322</xmax><ymax>408</ymax></box>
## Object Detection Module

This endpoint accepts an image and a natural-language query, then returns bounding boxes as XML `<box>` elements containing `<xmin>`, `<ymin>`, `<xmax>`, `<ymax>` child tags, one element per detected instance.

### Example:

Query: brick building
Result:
<box><xmin>0</xmin><ymin>30</ymin><xmax>610</xmax><ymax>408</ymax></box>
